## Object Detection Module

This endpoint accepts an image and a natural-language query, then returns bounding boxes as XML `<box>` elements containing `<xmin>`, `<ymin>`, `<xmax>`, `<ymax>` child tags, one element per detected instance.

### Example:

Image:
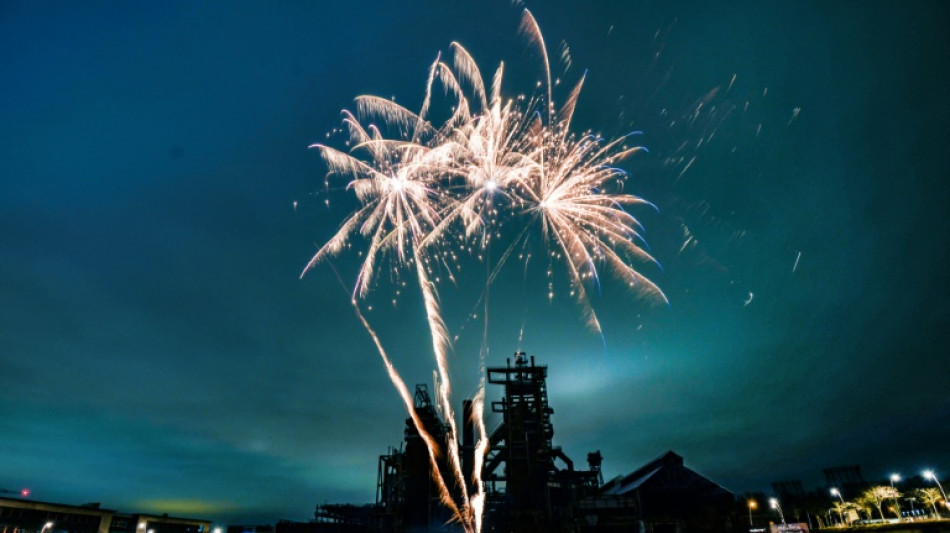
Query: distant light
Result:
<box><xmin>769</xmin><ymin>498</ymin><xmax>779</xmax><ymax>509</ymax></box>
<box><xmin>830</xmin><ymin>488</ymin><xmax>839</xmax><ymax>496</ymax></box>
<box><xmin>924</xmin><ymin>470</ymin><xmax>935</xmax><ymax>480</ymax></box>
<box><xmin>20</xmin><ymin>489</ymin><xmax>30</xmax><ymax>497</ymax></box>
<box><xmin>891</xmin><ymin>473</ymin><xmax>901</xmax><ymax>483</ymax></box>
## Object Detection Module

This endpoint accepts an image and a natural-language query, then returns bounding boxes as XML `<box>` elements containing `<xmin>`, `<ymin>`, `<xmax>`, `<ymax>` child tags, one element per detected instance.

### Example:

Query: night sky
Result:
<box><xmin>3</xmin><ymin>0</ymin><xmax>949</xmax><ymax>526</ymax></box>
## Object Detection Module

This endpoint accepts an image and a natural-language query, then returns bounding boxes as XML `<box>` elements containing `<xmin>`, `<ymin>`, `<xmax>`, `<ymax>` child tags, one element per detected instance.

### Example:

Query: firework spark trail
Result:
<box><xmin>351</xmin><ymin>295</ymin><xmax>462</xmax><ymax>518</ymax></box>
<box><xmin>325</xmin><ymin>262</ymin><xmax>462</xmax><ymax>518</ymax></box>
<box><xmin>470</xmin><ymin>237</ymin><xmax>493</xmax><ymax>533</ymax></box>
<box><xmin>412</xmin><ymin>255</ymin><xmax>474</xmax><ymax>518</ymax></box>
<box><xmin>519</xmin><ymin>10</ymin><xmax>554</xmax><ymax>121</ymax></box>
<box><xmin>470</xmin><ymin>383</ymin><xmax>489</xmax><ymax>533</ymax></box>
<box><xmin>303</xmin><ymin>90</ymin><xmax>480</xmax><ymax>528</ymax></box>
<box><xmin>303</xmin><ymin>9</ymin><xmax>666</xmax><ymax>532</ymax></box>
<box><xmin>305</xmin><ymin>82</ymin><xmax>482</xmax><ymax>532</ymax></box>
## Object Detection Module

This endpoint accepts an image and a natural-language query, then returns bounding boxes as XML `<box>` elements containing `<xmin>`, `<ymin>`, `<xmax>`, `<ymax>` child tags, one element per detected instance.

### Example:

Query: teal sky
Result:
<box><xmin>2</xmin><ymin>0</ymin><xmax>949</xmax><ymax>525</ymax></box>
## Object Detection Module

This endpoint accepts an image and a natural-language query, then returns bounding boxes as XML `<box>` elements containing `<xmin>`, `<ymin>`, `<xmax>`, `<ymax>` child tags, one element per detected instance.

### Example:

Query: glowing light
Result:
<box><xmin>770</xmin><ymin>497</ymin><xmax>786</xmax><ymax>525</ymax></box>
<box><xmin>924</xmin><ymin>470</ymin><xmax>948</xmax><ymax>501</ymax></box>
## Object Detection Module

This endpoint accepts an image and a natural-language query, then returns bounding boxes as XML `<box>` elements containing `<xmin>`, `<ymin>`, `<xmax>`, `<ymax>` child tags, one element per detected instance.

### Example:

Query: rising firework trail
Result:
<box><xmin>302</xmin><ymin>9</ymin><xmax>666</xmax><ymax>532</ymax></box>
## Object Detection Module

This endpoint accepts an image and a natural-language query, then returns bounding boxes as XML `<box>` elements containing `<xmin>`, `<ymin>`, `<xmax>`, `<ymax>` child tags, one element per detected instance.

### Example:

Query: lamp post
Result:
<box><xmin>886</xmin><ymin>475</ymin><xmax>903</xmax><ymax>520</ymax></box>
<box><xmin>830</xmin><ymin>489</ymin><xmax>847</xmax><ymax>526</ymax></box>
<box><xmin>771</xmin><ymin>498</ymin><xmax>787</xmax><ymax>528</ymax></box>
<box><xmin>924</xmin><ymin>470</ymin><xmax>948</xmax><ymax>519</ymax></box>
<box><xmin>41</xmin><ymin>522</ymin><xmax>53</xmax><ymax>533</ymax></box>
<box><xmin>831</xmin><ymin>487</ymin><xmax>846</xmax><ymax>503</ymax></box>
<box><xmin>924</xmin><ymin>470</ymin><xmax>948</xmax><ymax>501</ymax></box>
<box><xmin>748</xmin><ymin>499</ymin><xmax>757</xmax><ymax>527</ymax></box>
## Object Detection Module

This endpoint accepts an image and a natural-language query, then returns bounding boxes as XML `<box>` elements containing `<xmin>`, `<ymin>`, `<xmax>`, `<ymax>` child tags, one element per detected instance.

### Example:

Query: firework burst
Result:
<box><xmin>302</xmin><ymin>10</ymin><xmax>665</xmax><ymax>532</ymax></box>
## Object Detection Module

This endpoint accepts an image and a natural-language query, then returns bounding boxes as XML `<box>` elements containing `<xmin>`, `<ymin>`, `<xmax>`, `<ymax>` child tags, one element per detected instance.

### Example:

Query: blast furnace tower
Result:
<box><xmin>375</xmin><ymin>353</ymin><xmax>601</xmax><ymax>533</ymax></box>
<box><xmin>480</xmin><ymin>352</ymin><xmax>600</xmax><ymax>532</ymax></box>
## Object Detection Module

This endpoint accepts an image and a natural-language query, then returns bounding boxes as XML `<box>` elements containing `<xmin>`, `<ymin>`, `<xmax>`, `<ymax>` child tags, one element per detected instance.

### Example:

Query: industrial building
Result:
<box><xmin>315</xmin><ymin>352</ymin><xmax>737</xmax><ymax>532</ymax></box>
<box><xmin>0</xmin><ymin>498</ymin><xmax>114</xmax><ymax>533</ymax></box>
<box><xmin>598</xmin><ymin>451</ymin><xmax>735</xmax><ymax>532</ymax></box>
<box><xmin>0</xmin><ymin>497</ymin><xmax>210</xmax><ymax>533</ymax></box>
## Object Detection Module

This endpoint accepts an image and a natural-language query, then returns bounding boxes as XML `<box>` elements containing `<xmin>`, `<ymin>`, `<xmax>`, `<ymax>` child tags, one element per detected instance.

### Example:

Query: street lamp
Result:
<box><xmin>770</xmin><ymin>498</ymin><xmax>787</xmax><ymax>527</ymax></box>
<box><xmin>924</xmin><ymin>470</ymin><xmax>948</xmax><ymax>501</ymax></box>
<box><xmin>831</xmin><ymin>487</ymin><xmax>846</xmax><ymax>503</ymax></box>
<box><xmin>830</xmin><ymin>489</ymin><xmax>847</xmax><ymax>526</ymax></box>
<box><xmin>41</xmin><ymin>522</ymin><xmax>53</xmax><ymax>533</ymax></box>
<box><xmin>889</xmin><ymin>475</ymin><xmax>904</xmax><ymax>521</ymax></box>
<box><xmin>748</xmin><ymin>499</ymin><xmax>757</xmax><ymax>527</ymax></box>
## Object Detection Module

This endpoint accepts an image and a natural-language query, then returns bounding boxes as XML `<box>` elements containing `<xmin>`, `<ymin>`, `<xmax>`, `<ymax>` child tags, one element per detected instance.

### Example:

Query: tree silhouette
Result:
<box><xmin>860</xmin><ymin>486</ymin><xmax>902</xmax><ymax>521</ymax></box>
<box><xmin>916</xmin><ymin>488</ymin><xmax>943</xmax><ymax>518</ymax></box>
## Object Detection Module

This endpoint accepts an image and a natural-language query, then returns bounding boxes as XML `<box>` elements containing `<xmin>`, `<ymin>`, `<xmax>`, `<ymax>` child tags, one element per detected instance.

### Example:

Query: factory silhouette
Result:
<box><xmin>314</xmin><ymin>352</ymin><xmax>736</xmax><ymax>532</ymax></box>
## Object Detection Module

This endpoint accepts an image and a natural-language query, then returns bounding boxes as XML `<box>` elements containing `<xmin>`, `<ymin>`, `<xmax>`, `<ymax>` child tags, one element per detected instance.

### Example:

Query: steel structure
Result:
<box><xmin>375</xmin><ymin>385</ymin><xmax>457</xmax><ymax>532</ymax></box>
<box><xmin>480</xmin><ymin>353</ymin><xmax>600</xmax><ymax>532</ymax></box>
<box><xmin>374</xmin><ymin>353</ymin><xmax>601</xmax><ymax>532</ymax></box>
